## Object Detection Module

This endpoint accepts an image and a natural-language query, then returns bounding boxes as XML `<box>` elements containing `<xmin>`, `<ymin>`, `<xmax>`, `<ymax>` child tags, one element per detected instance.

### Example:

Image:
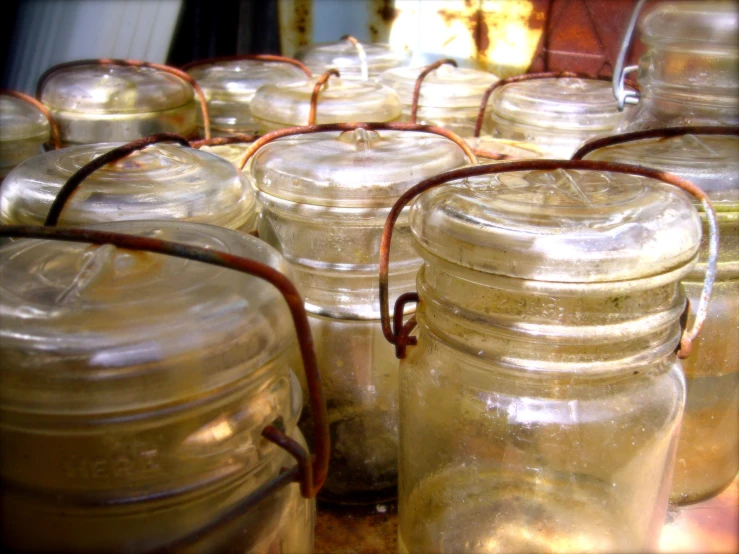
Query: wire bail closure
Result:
<box><xmin>308</xmin><ymin>69</ymin><xmax>342</xmax><ymax>125</ymax></box>
<box><xmin>181</xmin><ymin>54</ymin><xmax>312</xmax><ymax>77</ymax></box>
<box><xmin>379</xmin><ymin>159</ymin><xmax>719</xmax><ymax>360</ymax></box>
<box><xmin>410</xmin><ymin>59</ymin><xmax>458</xmax><ymax>124</ymax></box>
<box><xmin>340</xmin><ymin>35</ymin><xmax>370</xmax><ymax>81</ymax></box>
<box><xmin>613</xmin><ymin>0</ymin><xmax>648</xmax><ymax>110</ymax></box>
<box><xmin>0</xmin><ymin>89</ymin><xmax>62</xmax><ymax>150</ymax></box>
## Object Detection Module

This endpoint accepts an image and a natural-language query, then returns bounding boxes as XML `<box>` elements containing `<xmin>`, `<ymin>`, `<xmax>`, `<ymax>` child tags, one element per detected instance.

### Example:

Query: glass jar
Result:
<box><xmin>0</xmin><ymin>220</ymin><xmax>314</xmax><ymax>553</ymax></box>
<box><xmin>296</xmin><ymin>39</ymin><xmax>408</xmax><ymax>81</ymax></box>
<box><xmin>379</xmin><ymin>64</ymin><xmax>498</xmax><ymax>137</ymax></box>
<box><xmin>0</xmin><ymin>93</ymin><xmax>50</xmax><ymax>181</ymax></box>
<box><xmin>186</xmin><ymin>58</ymin><xmax>310</xmax><ymax>136</ymax></box>
<box><xmin>0</xmin><ymin>141</ymin><xmax>256</xmax><ymax>231</ymax></box>
<box><xmin>398</xmin><ymin>166</ymin><xmax>703</xmax><ymax>552</ymax></box>
<box><xmin>465</xmin><ymin>136</ymin><xmax>546</xmax><ymax>163</ymax></box>
<box><xmin>38</xmin><ymin>63</ymin><xmax>199</xmax><ymax>144</ymax></box>
<box><xmin>619</xmin><ymin>2</ymin><xmax>739</xmax><ymax>131</ymax></box>
<box><xmin>487</xmin><ymin>77</ymin><xmax>629</xmax><ymax>158</ymax></box>
<box><xmin>249</xmin><ymin>76</ymin><xmax>401</xmax><ymax>133</ymax></box>
<box><xmin>247</xmin><ymin>127</ymin><xmax>469</xmax><ymax>502</ymax></box>
<box><xmin>583</xmin><ymin>131</ymin><xmax>739</xmax><ymax>504</ymax></box>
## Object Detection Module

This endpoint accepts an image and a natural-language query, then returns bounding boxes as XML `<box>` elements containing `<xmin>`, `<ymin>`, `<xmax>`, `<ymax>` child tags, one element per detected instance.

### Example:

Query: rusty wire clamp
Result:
<box><xmin>307</xmin><ymin>69</ymin><xmax>342</xmax><ymax>126</ymax></box>
<box><xmin>36</xmin><ymin>58</ymin><xmax>214</xmax><ymax>140</ymax></box>
<box><xmin>0</xmin><ymin>223</ymin><xmax>330</xmax><ymax>551</ymax></box>
<box><xmin>379</xmin><ymin>159</ymin><xmax>719</xmax><ymax>359</ymax></box>
<box><xmin>189</xmin><ymin>133</ymin><xmax>258</xmax><ymax>150</ymax></box>
<box><xmin>0</xmin><ymin>89</ymin><xmax>62</xmax><ymax>150</ymax></box>
<box><xmin>472</xmin><ymin>71</ymin><xmax>640</xmax><ymax>138</ymax></box>
<box><xmin>340</xmin><ymin>35</ymin><xmax>370</xmax><ymax>81</ymax></box>
<box><xmin>181</xmin><ymin>54</ymin><xmax>312</xmax><ymax>78</ymax></box>
<box><xmin>409</xmin><ymin>59</ymin><xmax>458</xmax><ymax>125</ymax></box>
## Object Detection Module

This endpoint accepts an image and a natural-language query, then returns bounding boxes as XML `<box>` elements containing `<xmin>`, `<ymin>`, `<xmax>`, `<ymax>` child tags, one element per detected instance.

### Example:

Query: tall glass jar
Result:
<box><xmin>619</xmin><ymin>2</ymin><xmax>739</xmax><ymax>131</ymax></box>
<box><xmin>0</xmin><ymin>141</ymin><xmax>256</xmax><ymax>231</ymax></box>
<box><xmin>486</xmin><ymin>77</ymin><xmax>629</xmax><ymax>158</ymax></box>
<box><xmin>247</xmin><ymin>127</ymin><xmax>468</xmax><ymax>502</ymax></box>
<box><xmin>0</xmin><ymin>221</ymin><xmax>314</xmax><ymax>553</ymax></box>
<box><xmin>0</xmin><ymin>93</ymin><xmax>50</xmax><ymax>181</ymax></box>
<box><xmin>582</xmin><ymin>131</ymin><xmax>739</xmax><ymax>504</ymax></box>
<box><xmin>398</xmin><ymin>166</ymin><xmax>703</xmax><ymax>552</ymax></box>
<box><xmin>379</xmin><ymin>64</ymin><xmax>498</xmax><ymax>136</ymax></box>
<box><xmin>38</xmin><ymin>62</ymin><xmax>199</xmax><ymax>144</ymax></box>
<box><xmin>296</xmin><ymin>39</ymin><xmax>409</xmax><ymax>81</ymax></box>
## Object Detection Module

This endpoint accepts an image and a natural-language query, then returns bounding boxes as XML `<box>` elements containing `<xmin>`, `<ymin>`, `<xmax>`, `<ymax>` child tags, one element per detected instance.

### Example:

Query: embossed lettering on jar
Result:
<box><xmin>399</xmin><ymin>168</ymin><xmax>702</xmax><ymax>552</ymax></box>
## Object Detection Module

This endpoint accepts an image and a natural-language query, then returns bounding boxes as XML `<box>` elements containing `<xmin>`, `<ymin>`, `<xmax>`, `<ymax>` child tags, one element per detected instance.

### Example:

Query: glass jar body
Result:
<box><xmin>399</xmin><ymin>262</ymin><xmax>687</xmax><ymax>553</ymax></box>
<box><xmin>399</xmin><ymin>105</ymin><xmax>489</xmax><ymax>138</ymax></box>
<box><xmin>0</xmin><ymin>135</ymin><xmax>47</xmax><ymax>181</ymax></box>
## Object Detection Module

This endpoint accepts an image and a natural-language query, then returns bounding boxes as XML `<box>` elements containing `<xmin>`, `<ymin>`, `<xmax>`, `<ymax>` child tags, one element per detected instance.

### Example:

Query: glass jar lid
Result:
<box><xmin>641</xmin><ymin>2</ymin><xmax>739</xmax><ymax>48</ymax></box>
<box><xmin>249</xmin><ymin>77</ymin><xmax>401</xmax><ymax>126</ymax></box>
<box><xmin>466</xmin><ymin>136</ymin><xmax>546</xmax><ymax>161</ymax></box>
<box><xmin>583</xmin><ymin>135</ymin><xmax>739</xmax><ymax>207</ymax></box>
<box><xmin>187</xmin><ymin>60</ymin><xmax>308</xmax><ymax>103</ymax></box>
<box><xmin>410</xmin><ymin>168</ymin><xmax>701</xmax><ymax>282</ymax></box>
<box><xmin>491</xmin><ymin>78</ymin><xmax>624</xmax><ymax>130</ymax></box>
<box><xmin>0</xmin><ymin>142</ymin><xmax>256</xmax><ymax>228</ymax></box>
<box><xmin>249</xmin><ymin>129</ymin><xmax>468</xmax><ymax>208</ymax></box>
<box><xmin>0</xmin><ymin>95</ymin><xmax>50</xmax><ymax>141</ymax></box>
<box><xmin>40</xmin><ymin>64</ymin><xmax>194</xmax><ymax>114</ymax></box>
<box><xmin>379</xmin><ymin>65</ymin><xmax>498</xmax><ymax>107</ymax></box>
<box><xmin>297</xmin><ymin>40</ymin><xmax>407</xmax><ymax>80</ymax></box>
<box><xmin>0</xmin><ymin>221</ymin><xmax>295</xmax><ymax>414</ymax></box>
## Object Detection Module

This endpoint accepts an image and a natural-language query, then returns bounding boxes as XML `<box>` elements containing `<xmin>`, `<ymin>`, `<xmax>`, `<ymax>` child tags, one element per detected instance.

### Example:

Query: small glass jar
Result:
<box><xmin>0</xmin><ymin>141</ymin><xmax>256</xmax><ymax>231</ymax></box>
<box><xmin>247</xmin><ymin>128</ymin><xmax>468</xmax><ymax>502</ymax></box>
<box><xmin>186</xmin><ymin>59</ymin><xmax>309</xmax><ymax>136</ymax></box>
<box><xmin>0</xmin><ymin>220</ymin><xmax>314</xmax><ymax>553</ymax></box>
<box><xmin>296</xmin><ymin>39</ymin><xmax>408</xmax><ymax>81</ymax></box>
<box><xmin>0</xmin><ymin>94</ymin><xmax>50</xmax><ymax>181</ymax></box>
<box><xmin>619</xmin><ymin>2</ymin><xmax>739</xmax><ymax>131</ymax></box>
<box><xmin>249</xmin><ymin>77</ymin><xmax>401</xmax><ymax>133</ymax></box>
<box><xmin>379</xmin><ymin>64</ymin><xmax>498</xmax><ymax>136</ymax></box>
<box><xmin>584</xmin><ymin>132</ymin><xmax>739</xmax><ymax>504</ymax></box>
<box><xmin>38</xmin><ymin>63</ymin><xmax>199</xmax><ymax>144</ymax></box>
<box><xmin>399</xmin><ymin>167</ymin><xmax>702</xmax><ymax>552</ymax></box>
<box><xmin>487</xmin><ymin>77</ymin><xmax>628</xmax><ymax>158</ymax></box>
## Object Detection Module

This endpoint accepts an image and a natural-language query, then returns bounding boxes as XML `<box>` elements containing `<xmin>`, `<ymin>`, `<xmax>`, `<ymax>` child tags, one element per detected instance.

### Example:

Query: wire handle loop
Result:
<box><xmin>0</xmin><ymin>224</ymin><xmax>330</xmax><ymax>504</ymax></box>
<box><xmin>340</xmin><ymin>35</ymin><xmax>369</xmax><ymax>81</ymax></box>
<box><xmin>181</xmin><ymin>54</ymin><xmax>312</xmax><ymax>77</ymax></box>
<box><xmin>613</xmin><ymin>0</ymin><xmax>647</xmax><ymax>110</ymax></box>
<box><xmin>0</xmin><ymin>89</ymin><xmax>62</xmax><ymax>150</ymax></box>
<box><xmin>35</xmin><ymin>58</ymin><xmax>213</xmax><ymax>140</ymax></box>
<box><xmin>410</xmin><ymin>59</ymin><xmax>458</xmax><ymax>124</ymax></box>
<box><xmin>189</xmin><ymin>133</ymin><xmax>257</xmax><ymax>149</ymax></box>
<box><xmin>308</xmin><ymin>69</ymin><xmax>341</xmax><ymax>125</ymax></box>
<box><xmin>379</xmin><ymin>159</ymin><xmax>718</xmax><ymax>360</ymax></box>
<box><xmin>44</xmin><ymin>133</ymin><xmax>189</xmax><ymax>227</ymax></box>
<box><xmin>238</xmin><ymin>121</ymin><xmax>477</xmax><ymax>171</ymax></box>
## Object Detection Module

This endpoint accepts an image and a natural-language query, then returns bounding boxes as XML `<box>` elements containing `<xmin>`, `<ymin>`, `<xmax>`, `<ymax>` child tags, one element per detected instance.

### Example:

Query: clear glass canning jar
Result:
<box><xmin>379</xmin><ymin>64</ymin><xmax>498</xmax><ymax>137</ymax></box>
<box><xmin>186</xmin><ymin>58</ymin><xmax>310</xmax><ymax>136</ymax></box>
<box><xmin>296</xmin><ymin>38</ymin><xmax>409</xmax><ymax>81</ymax></box>
<box><xmin>618</xmin><ymin>2</ymin><xmax>739</xmax><ymax>131</ymax></box>
<box><xmin>465</xmin><ymin>136</ymin><xmax>546</xmax><ymax>163</ymax></box>
<box><xmin>583</xmin><ymin>131</ymin><xmax>739</xmax><ymax>504</ymax></box>
<box><xmin>246</xmin><ymin>127</ymin><xmax>469</xmax><ymax>502</ymax></box>
<box><xmin>249</xmin><ymin>76</ymin><xmax>401</xmax><ymax>133</ymax></box>
<box><xmin>38</xmin><ymin>62</ymin><xmax>199</xmax><ymax>144</ymax></box>
<box><xmin>487</xmin><ymin>77</ymin><xmax>629</xmax><ymax>158</ymax></box>
<box><xmin>0</xmin><ymin>141</ymin><xmax>256</xmax><ymax>231</ymax></box>
<box><xmin>0</xmin><ymin>221</ymin><xmax>315</xmax><ymax>553</ymax></box>
<box><xmin>397</xmin><ymin>166</ymin><xmax>704</xmax><ymax>552</ymax></box>
<box><xmin>0</xmin><ymin>93</ymin><xmax>51</xmax><ymax>181</ymax></box>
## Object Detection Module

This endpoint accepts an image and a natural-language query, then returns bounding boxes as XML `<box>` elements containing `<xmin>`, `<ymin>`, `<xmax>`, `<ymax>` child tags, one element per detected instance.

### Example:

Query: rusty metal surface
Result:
<box><xmin>0</xmin><ymin>89</ymin><xmax>61</xmax><ymax>149</ymax></box>
<box><xmin>367</xmin><ymin>0</ymin><xmax>397</xmax><ymax>43</ymax></box>
<box><xmin>278</xmin><ymin>0</ymin><xmax>314</xmax><ymax>58</ymax></box>
<box><xmin>315</xmin><ymin>502</ymin><xmax>398</xmax><ymax>554</ymax></box>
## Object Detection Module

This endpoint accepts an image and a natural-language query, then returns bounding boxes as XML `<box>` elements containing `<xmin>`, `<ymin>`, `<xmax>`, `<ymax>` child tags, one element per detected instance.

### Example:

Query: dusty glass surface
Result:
<box><xmin>0</xmin><ymin>221</ymin><xmax>313</xmax><ymax>552</ymax></box>
<box><xmin>0</xmin><ymin>142</ymin><xmax>256</xmax><ymax>231</ymax></box>
<box><xmin>0</xmin><ymin>95</ymin><xmax>50</xmax><ymax>179</ymax></box>
<box><xmin>297</xmin><ymin>40</ymin><xmax>408</xmax><ymax>81</ymax></box>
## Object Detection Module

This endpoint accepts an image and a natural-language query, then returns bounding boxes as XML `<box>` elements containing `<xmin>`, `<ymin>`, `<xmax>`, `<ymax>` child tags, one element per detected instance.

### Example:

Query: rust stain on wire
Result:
<box><xmin>309</xmin><ymin>69</ymin><xmax>341</xmax><ymax>125</ymax></box>
<box><xmin>0</xmin><ymin>89</ymin><xmax>62</xmax><ymax>150</ymax></box>
<box><xmin>189</xmin><ymin>134</ymin><xmax>257</xmax><ymax>149</ymax></box>
<box><xmin>410</xmin><ymin>59</ymin><xmax>458</xmax><ymax>124</ymax></box>
<box><xmin>181</xmin><ymin>54</ymin><xmax>312</xmax><ymax>77</ymax></box>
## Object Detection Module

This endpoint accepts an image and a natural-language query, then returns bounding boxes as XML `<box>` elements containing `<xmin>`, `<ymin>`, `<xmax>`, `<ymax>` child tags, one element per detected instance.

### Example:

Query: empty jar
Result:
<box><xmin>0</xmin><ymin>93</ymin><xmax>51</xmax><ymax>181</ymax></box>
<box><xmin>0</xmin><ymin>141</ymin><xmax>256</xmax><ymax>231</ymax></box>
<box><xmin>618</xmin><ymin>2</ymin><xmax>739</xmax><ymax>131</ymax></box>
<box><xmin>379</xmin><ymin>64</ymin><xmax>498</xmax><ymax>136</ymax></box>
<box><xmin>487</xmin><ymin>77</ymin><xmax>629</xmax><ymax>158</ymax></box>
<box><xmin>583</xmin><ymin>131</ymin><xmax>739</xmax><ymax>504</ymax></box>
<box><xmin>0</xmin><ymin>220</ymin><xmax>314</xmax><ymax>553</ymax></box>
<box><xmin>296</xmin><ymin>38</ymin><xmax>408</xmax><ymax>81</ymax></box>
<box><xmin>38</xmin><ymin>62</ymin><xmax>199</xmax><ymax>144</ymax></box>
<box><xmin>247</xmin><ymin>127</ymin><xmax>469</xmax><ymax>502</ymax></box>
<box><xmin>399</xmin><ymin>165</ymin><xmax>703</xmax><ymax>552</ymax></box>
<box><xmin>186</xmin><ymin>57</ymin><xmax>311</xmax><ymax>136</ymax></box>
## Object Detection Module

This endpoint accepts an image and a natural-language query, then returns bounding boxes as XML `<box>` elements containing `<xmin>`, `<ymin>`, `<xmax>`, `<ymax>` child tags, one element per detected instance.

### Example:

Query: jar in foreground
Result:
<box><xmin>619</xmin><ymin>2</ymin><xmax>739</xmax><ymax>132</ymax></box>
<box><xmin>0</xmin><ymin>94</ymin><xmax>50</xmax><ymax>180</ymax></box>
<box><xmin>379</xmin><ymin>64</ymin><xmax>498</xmax><ymax>137</ymax></box>
<box><xmin>38</xmin><ymin>63</ymin><xmax>198</xmax><ymax>144</ymax></box>
<box><xmin>187</xmin><ymin>59</ymin><xmax>308</xmax><ymax>135</ymax></box>
<box><xmin>0</xmin><ymin>221</ymin><xmax>314</xmax><ymax>553</ymax></box>
<box><xmin>248</xmin><ymin>128</ymin><xmax>468</xmax><ymax>502</ymax></box>
<box><xmin>0</xmin><ymin>141</ymin><xmax>256</xmax><ymax>231</ymax></box>
<box><xmin>296</xmin><ymin>39</ymin><xmax>409</xmax><ymax>81</ymax></box>
<box><xmin>585</xmin><ymin>133</ymin><xmax>739</xmax><ymax>504</ymax></box>
<box><xmin>400</xmin><ymin>168</ymin><xmax>701</xmax><ymax>552</ymax></box>
<box><xmin>487</xmin><ymin>77</ymin><xmax>629</xmax><ymax>158</ymax></box>
<box><xmin>249</xmin><ymin>77</ymin><xmax>401</xmax><ymax>133</ymax></box>
<box><xmin>465</xmin><ymin>135</ymin><xmax>546</xmax><ymax>163</ymax></box>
